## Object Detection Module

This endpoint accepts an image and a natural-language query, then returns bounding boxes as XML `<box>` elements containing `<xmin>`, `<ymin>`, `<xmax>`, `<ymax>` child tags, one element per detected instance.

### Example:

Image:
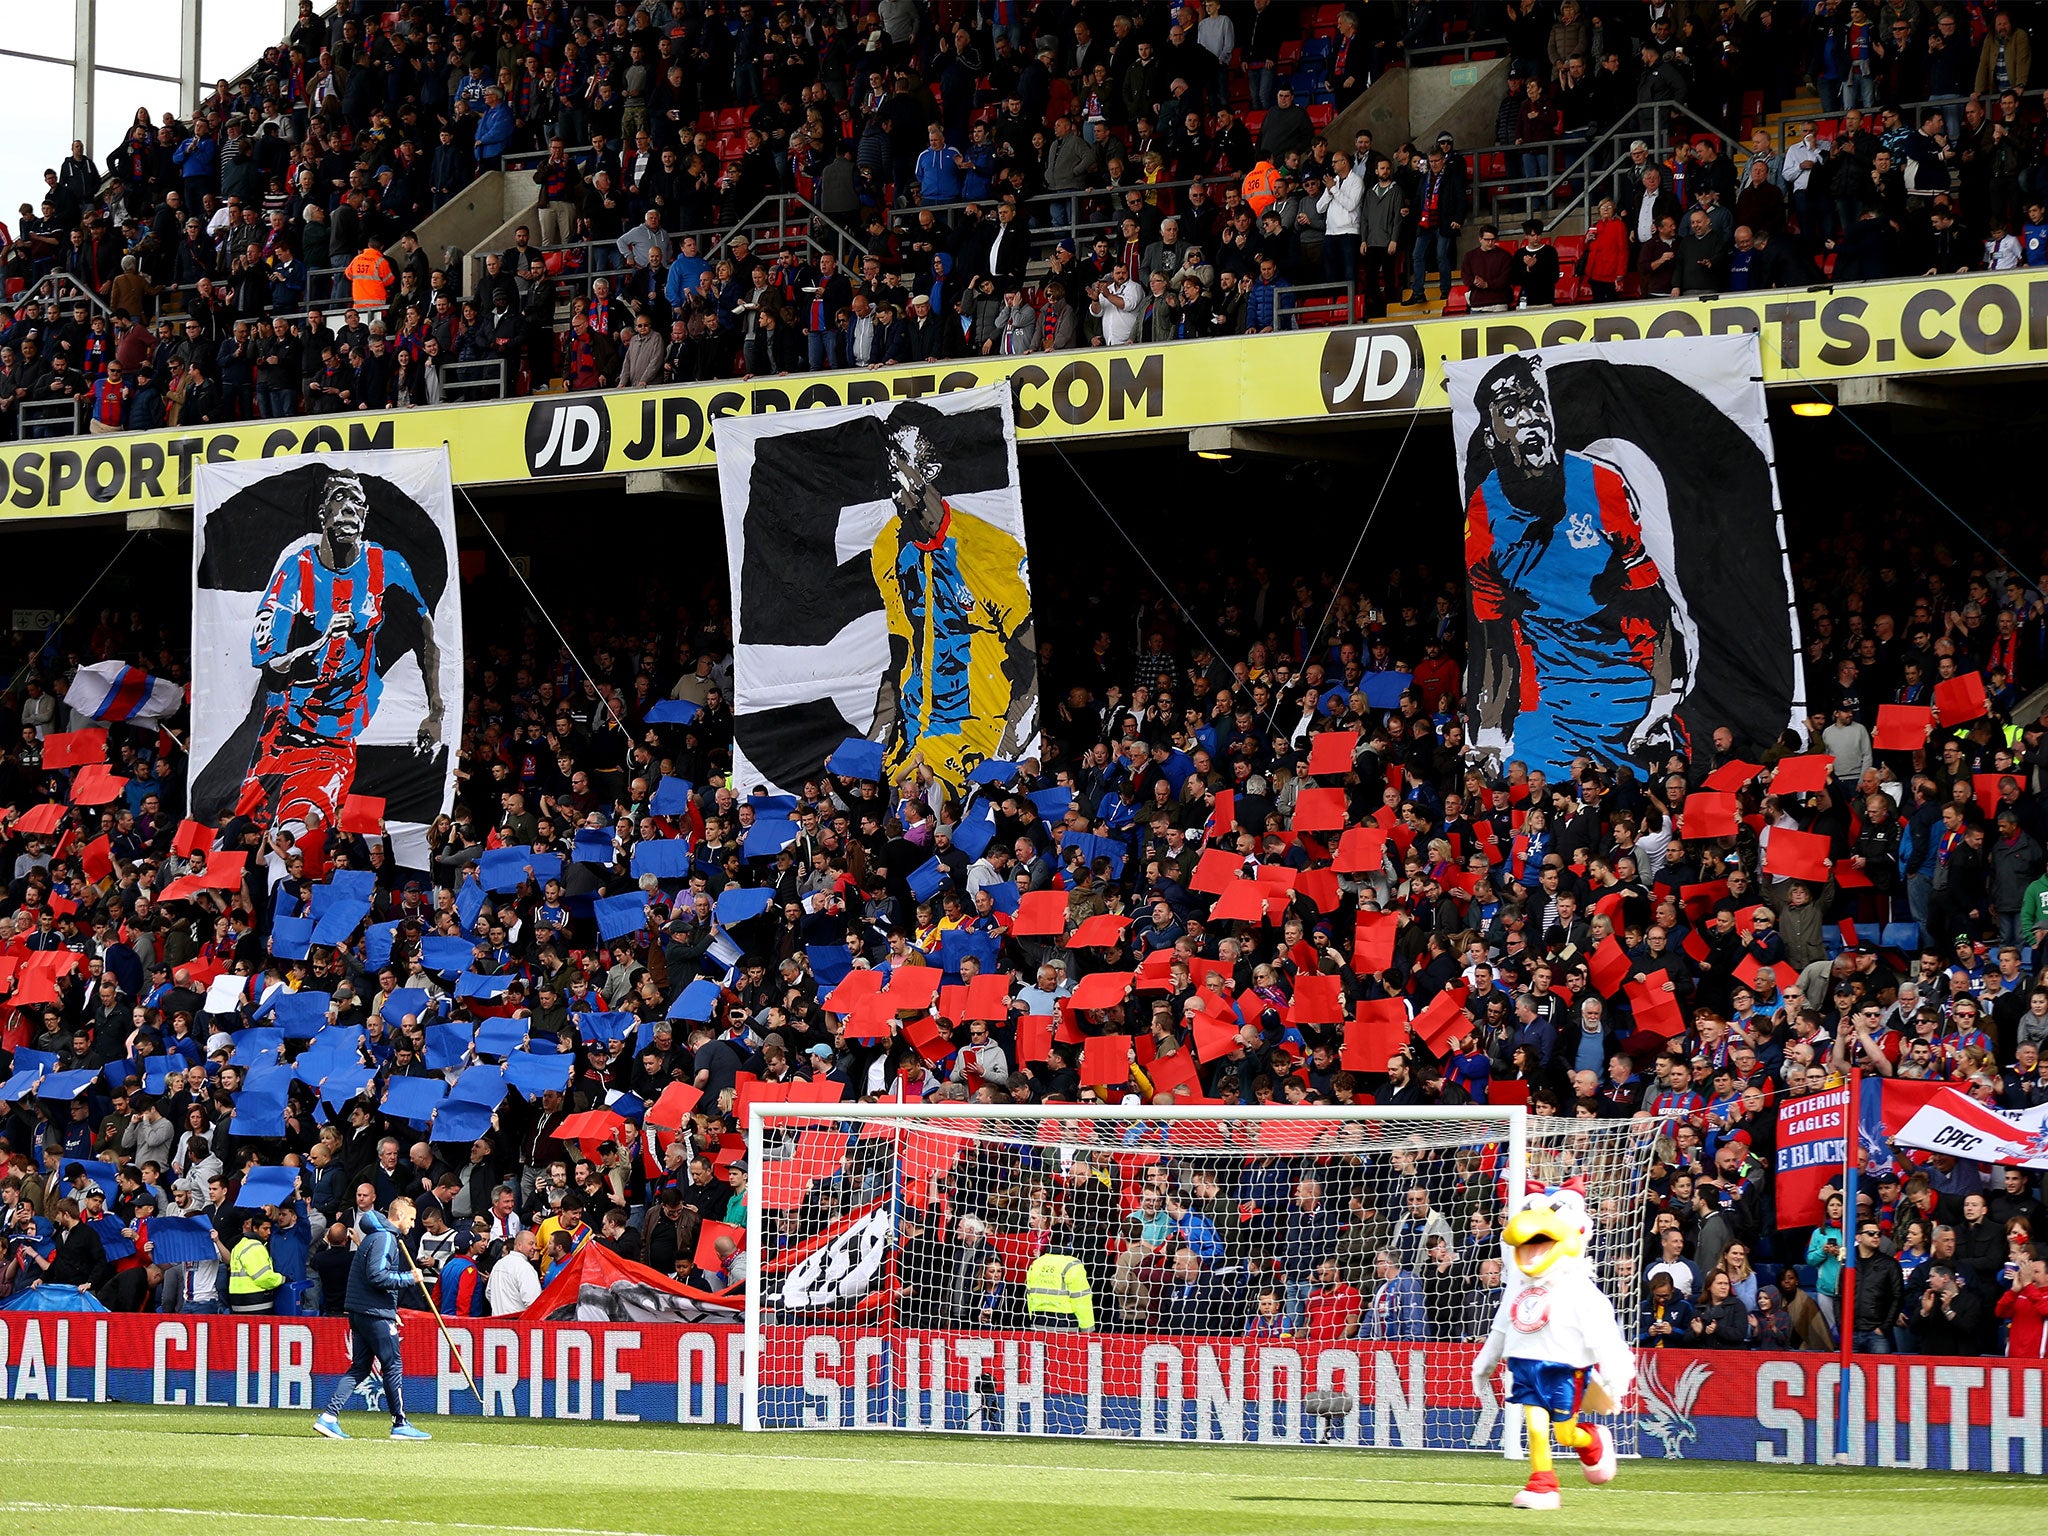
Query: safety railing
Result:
<box><xmin>1472</xmin><ymin>103</ymin><xmax>1748</xmax><ymax>233</ymax></box>
<box><xmin>1274</xmin><ymin>279</ymin><xmax>1359</xmax><ymax>329</ymax></box>
<box><xmin>18</xmin><ymin>398</ymin><xmax>82</xmax><ymax>440</ymax></box>
<box><xmin>439</xmin><ymin>358</ymin><xmax>507</xmax><ymax>403</ymax></box>
<box><xmin>15</xmin><ymin>272</ymin><xmax>111</xmax><ymax>320</ymax></box>
<box><xmin>1771</xmin><ymin>85</ymin><xmax>2048</xmax><ymax>159</ymax></box>
<box><xmin>1408</xmin><ymin>37</ymin><xmax>1512</xmax><ymax>67</ymax></box>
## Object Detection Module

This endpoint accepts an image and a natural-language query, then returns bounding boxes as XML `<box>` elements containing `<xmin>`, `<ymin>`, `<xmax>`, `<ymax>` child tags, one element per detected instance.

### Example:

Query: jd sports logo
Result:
<box><xmin>1318</xmin><ymin>326</ymin><xmax>1424</xmax><ymax>413</ymax></box>
<box><xmin>524</xmin><ymin>399</ymin><xmax>612</xmax><ymax>475</ymax></box>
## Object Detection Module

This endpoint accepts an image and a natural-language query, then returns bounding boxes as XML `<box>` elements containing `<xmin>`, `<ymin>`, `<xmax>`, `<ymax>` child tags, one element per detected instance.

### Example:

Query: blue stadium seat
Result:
<box><xmin>1301</xmin><ymin>36</ymin><xmax>1335</xmax><ymax>61</ymax></box>
<box><xmin>1877</xmin><ymin>922</ymin><xmax>1923</xmax><ymax>951</ymax></box>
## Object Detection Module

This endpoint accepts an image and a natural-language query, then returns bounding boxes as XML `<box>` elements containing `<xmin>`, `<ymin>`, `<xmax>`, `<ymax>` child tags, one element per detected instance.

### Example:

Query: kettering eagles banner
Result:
<box><xmin>714</xmin><ymin>385</ymin><xmax>1037</xmax><ymax>797</ymax></box>
<box><xmin>189</xmin><ymin>451</ymin><xmax>461</xmax><ymax>868</ymax></box>
<box><xmin>1445</xmin><ymin>334</ymin><xmax>1802</xmax><ymax>781</ymax></box>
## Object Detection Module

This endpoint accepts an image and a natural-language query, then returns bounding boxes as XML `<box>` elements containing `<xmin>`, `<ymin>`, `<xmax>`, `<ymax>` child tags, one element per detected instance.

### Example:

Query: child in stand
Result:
<box><xmin>1245</xmin><ymin>1285</ymin><xmax>1294</xmax><ymax>1339</ymax></box>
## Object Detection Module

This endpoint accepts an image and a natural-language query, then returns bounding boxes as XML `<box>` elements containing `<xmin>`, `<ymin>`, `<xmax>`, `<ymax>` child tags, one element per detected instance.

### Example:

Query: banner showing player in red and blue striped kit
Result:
<box><xmin>188</xmin><ymin>452</ymin><xmax>460</xmax><ymax>869</ymax></box>
<box><xmin>1445</xmin><ymin>336</ymin><xmax>1803</xmax><ymax>783</ymax></box>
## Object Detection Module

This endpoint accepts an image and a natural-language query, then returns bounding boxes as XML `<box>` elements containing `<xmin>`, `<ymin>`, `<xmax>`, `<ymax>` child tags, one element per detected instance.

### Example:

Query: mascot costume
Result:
<box><xmin>1471</xmin><ymin>1178</ymin><xmax>1635</xmax><ymax>1510</ymax></box>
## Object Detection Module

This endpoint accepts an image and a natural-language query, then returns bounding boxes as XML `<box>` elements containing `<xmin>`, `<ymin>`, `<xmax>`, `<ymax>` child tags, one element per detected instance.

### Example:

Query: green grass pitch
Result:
<box><xmin>0</xmin><ymin>1403</ymin><xmax>2034</xmax><ymax>1534</ymax></box>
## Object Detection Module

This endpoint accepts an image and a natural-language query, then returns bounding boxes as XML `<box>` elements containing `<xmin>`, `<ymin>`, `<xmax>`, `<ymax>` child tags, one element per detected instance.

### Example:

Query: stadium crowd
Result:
<box><xmin>0</xmin><ymin>464</ymin><xmax>2042</xmax><ymax>1360</ymax></box>
<box><xmin>9</xmin><ymin>0</ymin><xmax>2048</xmax><ymax>434</ymax></box>
<box><xmin>0</xmin><ymin>0</ymin><xmax>2040</xmax><ymax>1368</ymax></box>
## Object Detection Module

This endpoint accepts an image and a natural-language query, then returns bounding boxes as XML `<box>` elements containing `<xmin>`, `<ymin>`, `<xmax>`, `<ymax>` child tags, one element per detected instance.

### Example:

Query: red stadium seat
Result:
<box><xmin>1307</xmin><ymin>105</ymin><xmax>1334</xmax><ymax>129</ymax></box>
<box><xmin>1480</xmin><ymin>152</ymin><xmax>1509</xmax><ymax>179</ymax></box>
<box><xmin>1279</xmin><ymin>40</ymin><xmax>1304</xmax><ymax>65</ymax></box>
<box><xmin>1443</xmin><ymin>285</ymin><xmax>1470</xmax><ymax>315</ymax></box>
<box><xmin>717</xmin><ymin>108</ymin><xmax>746</xmax><ymax>132</ymax></box>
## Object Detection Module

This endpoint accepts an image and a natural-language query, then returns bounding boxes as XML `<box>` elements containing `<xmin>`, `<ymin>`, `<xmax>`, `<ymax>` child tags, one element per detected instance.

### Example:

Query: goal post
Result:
<box><xmin>742</xmin><ymin>1103</ymin><xmax>1653</xmax><ymax>1453</ymax></box>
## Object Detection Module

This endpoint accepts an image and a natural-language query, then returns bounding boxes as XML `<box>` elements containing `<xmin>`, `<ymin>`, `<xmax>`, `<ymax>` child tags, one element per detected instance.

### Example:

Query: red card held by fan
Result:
<box><xmin>1768</xmin><ymin>755</ymin><xmax>1834</xmax><ymax>796</ymax></box>
<box><xmin>1341</xmin><ymin>999</ymin><xmax>1410</xmax><ymax>1070</ymax></box>
<box><xmin>1082</xmin><ymin>1033</ymin><xmax>1132</xmax><ymax>1085</ymax></box>
<box><xmin>338</xmin><ymin>794</ymin><xmax>387</xmax><ymax>835</ymax></box>
<box><xmin>1872</xmin><ymin>705</ymin><xmax>1932</xmax><ymax>751</ymax></box>
<box><xmin>1352</xmin><ymin>910</ymin><xmax>1397</xmax><ymax>974</ymax></box>
<box><xmin>1411</xmin><ymin>987</ymin><xmax>1471</xmax><ymax>1053</ymax></box>
<box><xmin>1306</xmin><ymin>731</ymin><xmax>1358</xmax><ymax>777</ymax></box>
<box><xmin>1934</xmin><ymin>671</ymin><xmax>1988</xmax><ymax>725</ymax></box>
<box><xmin>1589</xmin><ymin>936</ymin><xmax>1630</xmax><ymax>997</ymax></box>
<box><xmin>1762</xmin><ymin>828</ymin><xmax>1832</xmax><ymax>883</ymax></box>
<box><xmin>1700</xmin><ymin>760</ymin><xmax>1762</xmax><ymax>793</ymax></box>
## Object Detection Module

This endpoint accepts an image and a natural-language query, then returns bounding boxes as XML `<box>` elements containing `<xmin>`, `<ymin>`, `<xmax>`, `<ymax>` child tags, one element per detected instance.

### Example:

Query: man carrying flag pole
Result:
<box><xmin>313</xmin><ymin>1196</ymin><xmax>431</xmax><ymax>1441</ymax></box>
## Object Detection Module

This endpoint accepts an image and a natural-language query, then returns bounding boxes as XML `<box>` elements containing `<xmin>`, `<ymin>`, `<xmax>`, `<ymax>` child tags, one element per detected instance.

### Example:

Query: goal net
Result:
<box><xmin>743</xmin><ymin>1104</ymin><xmax>1653</xmax><ymax>1453</ymax></box>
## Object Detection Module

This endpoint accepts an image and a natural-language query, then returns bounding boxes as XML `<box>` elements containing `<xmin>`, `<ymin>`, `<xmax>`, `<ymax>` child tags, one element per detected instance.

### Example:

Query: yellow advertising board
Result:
<box><xmin>3</xmin><ymin>270</ymin><xmax>2039</xmax><ymax>520</ymax></box>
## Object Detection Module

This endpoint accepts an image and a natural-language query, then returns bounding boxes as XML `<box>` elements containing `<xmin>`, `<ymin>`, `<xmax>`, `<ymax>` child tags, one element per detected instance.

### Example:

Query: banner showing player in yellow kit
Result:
<box><xmin>715</xmin><ymin>387</ymin><xmax>1037</xmax><ymax>798</ymax></box>
<box><xmin>871</xmin><ymin>418</ymin><xmax>1033</xmax><ymax>788</ymax></box>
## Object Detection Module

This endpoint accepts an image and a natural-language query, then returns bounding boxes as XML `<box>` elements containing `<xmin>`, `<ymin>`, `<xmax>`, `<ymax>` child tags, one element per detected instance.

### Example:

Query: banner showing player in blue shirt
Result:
<box><xmin>1463</xmin><ymin>353</ymin><xmax>1686</xmax><ymax>774</ymax></box>
<box><xmin>242</xmin><ymin>468</ymin><xmax>445</xmax><ymax>837</ymax></box>
<box><xmin>189</xmin><ymin>452</ymin><xmax>461</xmax><ymax>868</ymax></box>
<box><xmin>1448</xmin><ymin>337</ymin><xmax>1802</xmax><ymax>782</ymax></box>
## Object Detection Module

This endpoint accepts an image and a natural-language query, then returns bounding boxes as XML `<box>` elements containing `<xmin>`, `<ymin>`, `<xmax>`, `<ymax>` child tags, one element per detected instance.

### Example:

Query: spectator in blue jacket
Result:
<box><xmin>474</xmin><ymin>88</ymin><xmax>516</xmax><ymax>171</ymax></box>
<box><xmin>1167</xmin><ymin>1189</ymin><xmax>1224</xmax><ymax>1265</ymax></box>
<box><xmin>1281</xmin><ymin>1174</ymin><xmax>1340</xmax><ymax>1320</ymax></box>
<box><xmin>1362</xmin><ymin>1248</ymin><xmax>1430</xmax><ymax>1340</ymax></box>
<box><xmin>1244</xmin><ymin>254</ymin><xmax>1289</xmax><ymax>332</ymax></box>
<box><xmin>173</xmin><ymin>121</ymin><xmax>218</xmax><ymax>209</ymax></box>
<box><xmin>914</xmin><ymin>125</ymin><xmax>963</xmax><ymax>207</ymax></box>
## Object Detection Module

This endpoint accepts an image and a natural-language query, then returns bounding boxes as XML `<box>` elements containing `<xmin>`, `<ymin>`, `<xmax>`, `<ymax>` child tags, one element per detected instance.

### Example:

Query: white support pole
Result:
<box><xmin>73</xmin><ymin>0</ymin><xmax>96</xmax><ymax>156</ymax></box>
<box><xmin>179</xmin><ymin>0</ymin><xmax>203</xmax><ymax>116</ymax></box>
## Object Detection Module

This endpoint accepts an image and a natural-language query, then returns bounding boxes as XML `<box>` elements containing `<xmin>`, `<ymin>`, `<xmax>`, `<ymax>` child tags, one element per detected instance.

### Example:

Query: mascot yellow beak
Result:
<box><xmin>1503</xmin><ymin>1205</ymin><xmax>1582</xmax><ymax>1279</ymax></box>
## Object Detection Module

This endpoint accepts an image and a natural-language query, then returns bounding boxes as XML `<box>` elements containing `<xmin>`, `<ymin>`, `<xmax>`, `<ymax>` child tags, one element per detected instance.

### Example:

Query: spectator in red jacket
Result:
<box><xmin>1995</xmin><ymin>1249</ymin><xmax>2048</xmax><ymax>1358</ymax></box>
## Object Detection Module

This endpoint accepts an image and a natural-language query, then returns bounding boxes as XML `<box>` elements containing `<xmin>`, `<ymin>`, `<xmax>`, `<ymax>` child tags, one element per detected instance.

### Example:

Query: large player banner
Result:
<box><xmin>715</xmin><ymin>386</ymin><xmax>1037</xmax><ymax>797</ymax></box>
<box><xmin>1444</xmin><ymin>335</ymin><xmax>1801</xmax><ymax>781</ymax></box>
<box><xmin>189</xmin><ymin>451</ymin><xmax>460</xmax><ymax>868</ymax></box>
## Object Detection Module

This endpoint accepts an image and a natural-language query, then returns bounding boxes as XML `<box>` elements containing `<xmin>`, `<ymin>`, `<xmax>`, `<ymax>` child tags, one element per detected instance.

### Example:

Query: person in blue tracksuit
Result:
<box><xmin>314</xmin><ymin>1198</ymin><xmax>431</xmax><ymax>1440</ymax></box>
<box><xmin>1463</xmin><ymin>352</ymin><xmax>1684</xmax><ymax>778</ymax></box>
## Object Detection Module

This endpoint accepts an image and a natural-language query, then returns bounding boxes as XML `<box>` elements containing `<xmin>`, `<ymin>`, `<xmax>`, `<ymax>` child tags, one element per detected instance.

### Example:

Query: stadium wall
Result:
<box><xmin>1</xmin><ymin>1315</ymin><xmax>2041</xmax><ymax>1471</ymax></box>
<box><xmin>0</xmin><ymin>270</ymin><xmax>2046</xmax><ymax>520</ymax></box>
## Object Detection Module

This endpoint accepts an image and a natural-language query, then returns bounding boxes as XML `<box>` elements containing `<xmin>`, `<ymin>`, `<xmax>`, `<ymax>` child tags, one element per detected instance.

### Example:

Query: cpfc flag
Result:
<box><xmin>64</xmin><ymin>661</ymin><xmax>184</xmax><ymax>724</ymax></box>
<box><xmin>1880</xmin><ymin>1079</ymin><xmax>2048</xmax><ymax>1168</ymax></box>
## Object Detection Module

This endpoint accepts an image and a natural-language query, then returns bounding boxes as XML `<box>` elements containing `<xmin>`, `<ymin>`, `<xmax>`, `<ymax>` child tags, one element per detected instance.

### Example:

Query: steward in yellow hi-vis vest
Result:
<box><xmin>870</xmin><ymin>419</ymin><xmax>1034</xmax><ymax>791</ymax></box>
<box><xmin>227</xmin><ymin>1211</ymin><xmax>286</xmax><ymax>1314</ymax></box>
<box><xmin>1025</xmin><ymin>1250</ymin><xmax>1096</xmax><ymax>1331</ymax></box>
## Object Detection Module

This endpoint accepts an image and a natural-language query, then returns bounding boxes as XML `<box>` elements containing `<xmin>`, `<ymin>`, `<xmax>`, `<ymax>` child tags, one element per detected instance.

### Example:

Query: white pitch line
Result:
<box><xmin>0</xmin><ymin>1419</ymin><xmax>2031</xmax><ymax>1496</ymax></box>
<box><xmin>0</xmin><ymin>1503</ymin><xmax>684</xmax><ymax>1536</ymax></box>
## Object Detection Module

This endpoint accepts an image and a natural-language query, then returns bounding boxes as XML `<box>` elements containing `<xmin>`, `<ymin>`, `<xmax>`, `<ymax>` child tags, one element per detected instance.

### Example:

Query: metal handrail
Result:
<box><xmin>17</xmin><ymin>272</ymin><xmax>110</xmax><ymax>320</ymax></box>
<box><xmin>1472</xmin><ymin>103</ymin><xmax>1748</xmax><ymax>233</ymax></box>
<box><xmin>1770</xmin><ymin>84</ymin><xmax>2048</xmax><ymax>158</ymax></box>
<box><xmin>1273</xmin><ymin>279</ymin><xmax>1358</xmax><ymax>327</ymax></box>
<box><xmin>19</xmin><ymin>398</ymin><xmax>82</xmax><ymax>439</ymax></box>
<box><xmin>439</xmin><ymin>358</ymin><xmax>506</xmax><ymax>403</ymax></box>
<box><xmin>1408</xmin><ymin>37</ymin><xmax>1512</xmax><ymax>66</ymax></box>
